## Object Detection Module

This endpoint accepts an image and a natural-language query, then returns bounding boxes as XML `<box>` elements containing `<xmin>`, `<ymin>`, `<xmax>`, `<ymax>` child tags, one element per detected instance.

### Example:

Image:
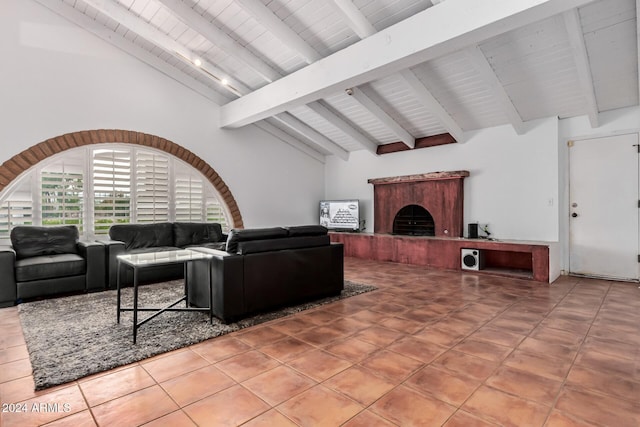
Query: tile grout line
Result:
<box><xmin>539</xmin><ymin>276</ymin><xmax>609</xmax><ymax>426</ymax></box>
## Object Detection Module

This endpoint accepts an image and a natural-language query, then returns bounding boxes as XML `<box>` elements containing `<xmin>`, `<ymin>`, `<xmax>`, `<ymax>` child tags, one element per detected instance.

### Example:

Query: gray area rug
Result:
<box><xmin>18</xmin><ymin>280</ymin><xmax>376</xmax><ymax>390</ymax></box>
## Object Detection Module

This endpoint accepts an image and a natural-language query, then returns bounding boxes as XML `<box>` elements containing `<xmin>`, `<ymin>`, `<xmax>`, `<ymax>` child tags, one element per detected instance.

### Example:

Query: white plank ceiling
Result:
<box><xmin>37</xmin><ymin>0</ymin><xmax>640</xmax><ymax>160</ymax></box>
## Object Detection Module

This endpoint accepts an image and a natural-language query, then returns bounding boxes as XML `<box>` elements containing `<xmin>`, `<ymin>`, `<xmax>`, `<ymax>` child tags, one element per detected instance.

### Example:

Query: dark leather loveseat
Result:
<box><xmin>186</xmin><ymin>225</ymin><xmax>344</xmax><ymax>323</ymax></box>
<box><xmin>0</xmin><ymin>225</ymin><xmax>105</xmax><ymax>307</ymax></box>
<box><xmin>102</xmin><ymin>222</ymin><xmax>227</xmax><ymax>288</ymax></box>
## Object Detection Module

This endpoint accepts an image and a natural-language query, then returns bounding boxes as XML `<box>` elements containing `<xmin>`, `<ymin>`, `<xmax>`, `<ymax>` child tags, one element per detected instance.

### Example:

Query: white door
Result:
<box><xmin>569</xmin><ymin>133</ymin><xmax>639</xmax><ymax>281</ymax></box>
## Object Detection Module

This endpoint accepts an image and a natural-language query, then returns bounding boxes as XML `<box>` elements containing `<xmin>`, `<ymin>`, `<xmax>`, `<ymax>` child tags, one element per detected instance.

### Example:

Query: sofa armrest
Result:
<box><xmin>98</xmin><ymin>239</ymin><xmax>125</xmax><ymax>289</ymax></box>
<box><xmin>0</xmin><ymin>245</ymin><xmax>16</xmax><ymax>307</ymax></box>
<box><xmin>78</xmin><ymin>241</ymin><xmax>106</xmax><ymax>291</ymax></box>
<box><xmin>186</xmin><ymin>247</ymin><xmax>245</xmax><ymax>323</ymax></box>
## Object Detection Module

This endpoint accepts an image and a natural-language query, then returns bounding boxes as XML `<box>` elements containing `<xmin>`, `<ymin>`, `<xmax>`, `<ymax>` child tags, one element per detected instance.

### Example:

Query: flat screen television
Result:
<box><xmin>320</xmin><ymin>200</ymin><xmax>360</xmax><ymax>231</ymax></box>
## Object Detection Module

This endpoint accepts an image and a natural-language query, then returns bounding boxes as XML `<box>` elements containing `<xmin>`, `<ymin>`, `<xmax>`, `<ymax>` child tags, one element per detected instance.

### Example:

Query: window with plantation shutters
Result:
<box><xmin>135</xmin><ymin>150</ymin><xmax>169</xmax><ymax>223</ymax></box>
<box><xmin>0</xmin><ymin>144</ymin><xmax>232</xmax><ymax>241</ymax></box>
<box><xmin>175</xmin><ymin>173</ymin><xmax>204</xmax><ymax>222</ymax></box>
<box><xmin>0</xmin><ymin>200</ymin><xmax>33</xmax><ymax>238</ymax></box>
<box><xmin>206</xmin><ymin>198</ymin><xmax>228</xmax><ymax>230</ymax></box>
<box><xmin>41</xmin><ymin>161</ymin><xmax>84</xmax><ymax>231</ymax></box>
<box><xmin>93</xmin><ymin>149</ymin><xmax>131</xmax><ymax>235</ymax></box>
<box><xmin>0</xmin><ymin>177</ymin><xmax>33</xmax><ymax>239</ymax></box>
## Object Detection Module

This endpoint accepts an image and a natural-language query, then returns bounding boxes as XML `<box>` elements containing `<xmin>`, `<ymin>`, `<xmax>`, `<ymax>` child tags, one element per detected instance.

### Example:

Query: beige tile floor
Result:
<box><xmin>1</xmin><ymin>257</ymin><xmax>639</xmax><ymax>426</ymax></box>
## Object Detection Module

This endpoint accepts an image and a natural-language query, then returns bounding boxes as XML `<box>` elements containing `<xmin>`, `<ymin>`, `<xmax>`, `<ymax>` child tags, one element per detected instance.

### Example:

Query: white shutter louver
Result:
<box><xmin>41</xmin><ymin>169</ymin><xmax>84</xmax><ymax>230</ymax></box>
<box><xmin>93</xmin><ymin>149</ymin><xmax>131</xmax><ymax>235</ymax></box>
<box><xmin>0</xmin><ymin>200</ymin><xmax>33</xmax><ymax>239</ymax></box>
<box><xmin>136</xmin><ymin>151</ymin><xmax>169</xmax><ymax>223</ymax></box>
<box><xmin>175</xmin><ymin>175</ymin><xmax>204</xmax><ymax>222</ymax></box>
<box><xmin>206</xmin><ymin>198</ymin><xmax>229</xmax><ymax>231</ymax></box>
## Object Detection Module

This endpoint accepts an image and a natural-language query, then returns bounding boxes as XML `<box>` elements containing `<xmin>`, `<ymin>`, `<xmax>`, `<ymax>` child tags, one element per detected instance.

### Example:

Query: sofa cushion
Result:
<box><xmin>286</xmin><ymin>225</ymin><xmax>328</xmax><ymax>237</ymax></box>
<box><xmin>237</xmin><ymin>235</ymin><xmax>330</xmax><ymax>255</ymax></box>
<box><xmin>15</xmin><ymin>253</ymin><xmax>85</xmax><ymax>282</ymax></box>
<box><xmin>226</xmin><ymin>227</ymin><xmax>288</xmax><ymax>253</ymax></box>
<box><xmin>10</xmin><ymin>226</ymin><xmax>79</xmax><ymax>260</ymax></box>
<box><xmin>109</xmin><ymin>223</ymin><xmax>174</xmax><ymax>250</ymax></box>
<box><xmin>173</xmin><ymin>222</ymin><xmax>224</xmax><ymax>248</ymax></box>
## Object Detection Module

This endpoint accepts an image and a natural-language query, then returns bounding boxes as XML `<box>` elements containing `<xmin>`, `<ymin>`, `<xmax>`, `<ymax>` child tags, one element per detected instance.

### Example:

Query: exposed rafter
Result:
<box><xmin>230</xmin><ymin>0</ymin><xmax>375</xmax><ymax>157</ymax></box>
<box><xmin>255</xmin><ymin>120</ymin><xmax>326</xmax><ymax>163</ymax></box>
<box><xmin>328</xmin><ymin>0</ymin><xmax>376</xmax><ymax>38</ymax></box>
<box><xmin>331</xmin><ymin>1</ymin><xmax>452</xmax><ymax>146</ymax></box>
<box><xmin>220</xmin><ymin>0</ymin><xmax>594</xmax><ymax>128</ymax></box>
<box><xmin>465</xmin><ymin>46</ymin><xmax>526</xmax><ymax>134</ymax></box>
<box><xmin>349</xmin><ymin>87</ymin><xmax>415</xmax><ymax>149</ymax></box>
<box><xmin>62</xmin><ymin>0</ymin><xmax>335</xmax><ymax>162</ymax></box>
<box><xmin>80</xmin><ymin>0</ymin><xmax>247</xmax><ymax>97</ymax></box>
<box><xmin>156</xmin><ymin>0</ymin><xmax>281</xmax><ymax>83</ymax></box>
<box><xmin>272</xmin><ymin>114</ymin><xmax>350</xmax><ymax>160</ymax></box>
<box><xmin>332</xmin><ymin>1</ymin><xmax>464</xmax><ymax>143</ymax></box>
<box><xmin>563</xmin><ymin>9</ymin><xmax>599</xmax><ymax>128</ymax></box>
<box><xmin>234</xmin><ymin>0</ymin><xmax>321</xmax><ymax>64</ymax></box>
<box><xmin>83</xmin><ymin>0</ymin><xmax>250</xmax><ymax>96</ymax></box>
<box><xmin>399</xmin><ymin>69</ymin><xmax>465</xmax><ymax>142</ymax></box>
<box><xmin>307</xmin><ymin>101</ymin><xmax>378</xmax><ymax>154</ymax></box>
<box><xmin>32</xmin><ymin>0</ymin><xmax>229</xmax><ymax>104</ymax></box>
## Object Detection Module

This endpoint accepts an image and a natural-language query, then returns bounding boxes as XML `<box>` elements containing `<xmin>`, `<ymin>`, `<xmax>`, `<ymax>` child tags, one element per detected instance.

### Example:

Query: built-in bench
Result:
<box><xmin>330</xmin><ymin>232</ymin><xmax>559</xmax><ymax>283</ymax></box>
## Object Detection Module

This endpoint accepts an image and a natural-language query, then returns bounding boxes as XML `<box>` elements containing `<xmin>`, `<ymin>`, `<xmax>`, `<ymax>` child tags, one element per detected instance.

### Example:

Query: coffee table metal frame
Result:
<box><xmin>116</xmin><ymin>249</ymin><xmax>213</xmax><ymax>344</ymax></box>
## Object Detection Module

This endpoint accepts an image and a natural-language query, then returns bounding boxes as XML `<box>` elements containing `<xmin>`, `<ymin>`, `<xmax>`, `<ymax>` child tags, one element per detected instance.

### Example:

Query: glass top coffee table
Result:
<box><xmin>116</xmin><ymin>249</ymin><xmax>213</xmax><ymax>344</ymax></box>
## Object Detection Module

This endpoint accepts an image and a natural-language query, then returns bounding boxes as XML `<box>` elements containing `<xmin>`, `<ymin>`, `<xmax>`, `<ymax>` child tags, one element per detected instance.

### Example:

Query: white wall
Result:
<box><xmin>325</xmin><ymin>117</ymin><xmax>560</xmax><ymax>242</ymax></box>
<box><xmin>1</xmin><ymin>0</ymin><xmax>324</xmax><ymax>228</ymax></box>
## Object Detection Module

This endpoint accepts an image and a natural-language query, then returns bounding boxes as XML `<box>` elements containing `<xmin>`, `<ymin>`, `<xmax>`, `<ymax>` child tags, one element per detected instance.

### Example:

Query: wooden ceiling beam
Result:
<box><xmin>235</xmin><ymin>0</ymin><xmax>321</xmax><ymax>64</ymax></box>
<box><xmin>272</xmin><ymin>113</ymin><xmax>350</xmax><ymax>160</ymax></box>
<box><xmin>307</xmin><ymin>101</ymin><xmax>378</xmax><ymax>155</ymax></box>
<box><xmin>376</xmin><ymin>133</ymin><xmax>456</xmax><ymax>155</ymax></box>
<box><xmin>563</xmin><ymin>9</ymin><xmax>599</xmax><ymax>128</ymax></box>
<box><xmin>230</xmin><ymin>0</ymin><xmax>372</xmax><ymax>157</ymax></box>
<box><xmin>349</xmin><ymin>87</ymin><xmax>415</xmax><ymax>149</ymax></box>
<box><xmin>399</xmin><ymin>69</ymin><xmax>466</xmax><ymax>142</ymax></box>
<box><xmin>256</xmin><ymin>120</ymin><xmax>326</xmax><ymax>162</ymax></box>
<box><xmin>328</xmin><ymin>0</ymin><xmax>376</xmax><ymax>38</ymax></box>
<box><xmin>465</xmin><ymin>46</ymin><xmax>526</xmax><ymax>135</ymax></box>
<box><xmin>156</xmin><ymin>0</ymin><xmax>281</xmax><ymax>83</ymax></box>
<box><xmin>330</xmin><ymin>1</ymin><xmax>463</xmax><ymax>146</ymax></box>
<box><xmin>32</xmin><ymin>0</ymin><xmax>229</xmax><ymax>104</ymax></box>
<box><xmin>80</xmin><ymin>0</ymin><xmax>248</xmax><ymax>97</ymax></box>
<box><xmin>220</xmin><ymin>0</ymin><xmax>594</xmax><ymax>128</ymax></box>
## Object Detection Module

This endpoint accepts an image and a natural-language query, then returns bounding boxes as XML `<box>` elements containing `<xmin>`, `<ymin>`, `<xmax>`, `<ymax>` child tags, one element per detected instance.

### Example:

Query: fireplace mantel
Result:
<box><xmin>369</xmin><ymin>170</ymin><xmax>469</xmax><ymax>237</ymax></box>
<box><xmin>367</xmin><ymin>170</ymin><xmax>470</xmax><ymax>186</ymax></box>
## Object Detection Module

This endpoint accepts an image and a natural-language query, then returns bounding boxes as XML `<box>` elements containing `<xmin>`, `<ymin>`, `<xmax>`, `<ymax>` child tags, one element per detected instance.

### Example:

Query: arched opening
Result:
<box><xmin>0</xmin><ymin>130</ymin><xmax>243</xmax><ymax>238</ymax></box>
<box><xmin>393</xmin><ymin>204</ymin><xmax>435</xmax><ymax>236</ymax></box>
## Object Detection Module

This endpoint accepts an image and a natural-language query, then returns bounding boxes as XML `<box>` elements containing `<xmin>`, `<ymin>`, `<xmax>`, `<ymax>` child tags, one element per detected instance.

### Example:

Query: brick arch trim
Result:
<box><xmin>0</xmin><ymin>129</ymin><xmax>244</xmax><ymax>228</ymax></box>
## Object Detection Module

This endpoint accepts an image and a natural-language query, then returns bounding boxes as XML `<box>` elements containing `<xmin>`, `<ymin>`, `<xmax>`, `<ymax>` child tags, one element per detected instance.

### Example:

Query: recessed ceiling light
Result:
<box><xmin>194</xmin><ymin>58</ymin><xmax>202</xmax><ymax>67</ymax></box>
<box><xmin>220</xmin><ymin>78</ymin><xmax>229</xmax><ymax>86</ymax></box>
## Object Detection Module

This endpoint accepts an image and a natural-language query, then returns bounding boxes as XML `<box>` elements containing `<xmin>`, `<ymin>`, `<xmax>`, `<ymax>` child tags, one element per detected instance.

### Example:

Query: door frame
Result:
<box><xmin>560</xmin><ymin>129</ymin><xmax>640</xmax><ymax>281</ymax></box>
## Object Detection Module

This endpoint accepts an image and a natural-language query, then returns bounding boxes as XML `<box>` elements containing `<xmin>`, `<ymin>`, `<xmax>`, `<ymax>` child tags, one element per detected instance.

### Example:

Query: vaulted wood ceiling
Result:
<box><xmin>37</xmin><ymin>0</ymin><xmax>640</xmax><ymax>161</ymax></box>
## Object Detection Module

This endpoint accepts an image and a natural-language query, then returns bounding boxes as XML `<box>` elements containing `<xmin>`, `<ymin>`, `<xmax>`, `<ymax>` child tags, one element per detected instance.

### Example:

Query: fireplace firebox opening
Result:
<box><xmin>393</xmin><ymin>204</ymin><xmax>435</xmax><ymax>236</ymax></box>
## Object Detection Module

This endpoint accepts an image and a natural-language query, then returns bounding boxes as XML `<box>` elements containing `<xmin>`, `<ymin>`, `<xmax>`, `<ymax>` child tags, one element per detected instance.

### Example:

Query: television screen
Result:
<box><xmin>320</xmin><ymin>200</ymin><xmax>360</xmax><ymax>231</ymax></box>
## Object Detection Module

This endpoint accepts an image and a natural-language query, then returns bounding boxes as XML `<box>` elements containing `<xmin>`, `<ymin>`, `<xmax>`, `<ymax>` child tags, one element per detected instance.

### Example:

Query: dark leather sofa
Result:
<box><xmin>0</xmin><ymin>226</ymin><xmax>105</xmax><ymax>307</ymax></box>
<box><xmin>102</xmin><ymin>222</ymin><xmax>227</xmax><ymax>288</ymax></box>
<box><xmin>186</xmin><ymin>225</ymin><xmax>344</xmax><ymax>323</ymax></box>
